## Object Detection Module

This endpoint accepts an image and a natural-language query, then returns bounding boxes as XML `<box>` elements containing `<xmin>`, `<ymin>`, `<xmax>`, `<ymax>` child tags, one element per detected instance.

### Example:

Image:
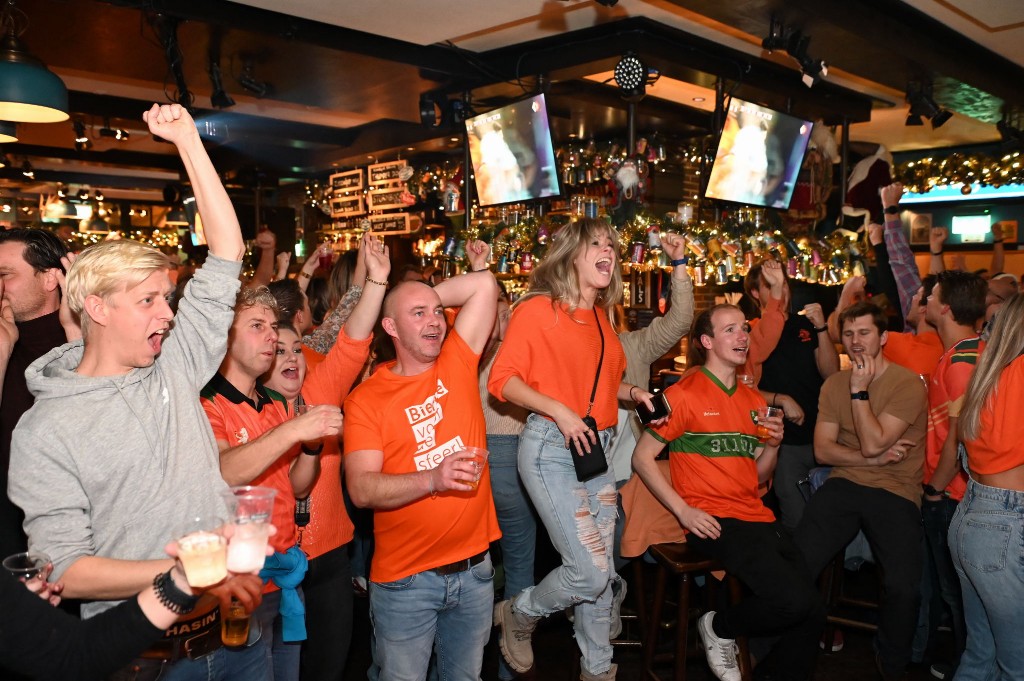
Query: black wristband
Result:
<box><xmin>301</xmin><ymin>442</ymin><xmax>324</xmax><ymax>456</ymax></box>
<box><xmin>670</xmin><ymin>258</ymin><xmax>688</xmax><ymax>266</ymax></box>
<box><xmin>930</xmin><ymin>250</ymin><xmax>943</xmax><ymax>256</ymax></box>
<box><xmin>883</xmin><ymin>205</ymin><xmax>900</xmax><ymax>215</ymax></box>
<box><xmin>153</xmin><ymin>569</ymin><xmax>199</xmax><ymax>615</ymax></box>
<box><xmin>813</xmin><ymin>325</ymin><xmax>828</xmax><ymax>334</ymax></box>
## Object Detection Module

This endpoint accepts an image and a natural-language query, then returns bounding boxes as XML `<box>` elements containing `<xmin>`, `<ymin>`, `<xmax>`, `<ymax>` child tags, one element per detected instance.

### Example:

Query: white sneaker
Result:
<box><xmin>697</xmin><ymin>611</ymin><xmax>741</xmax><ymax>681</ymax></box>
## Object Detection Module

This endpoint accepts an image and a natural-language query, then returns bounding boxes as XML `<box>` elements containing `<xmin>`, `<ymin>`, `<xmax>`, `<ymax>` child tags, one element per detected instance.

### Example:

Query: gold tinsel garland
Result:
<box><xmin>896</xmin><ymin>151</ymin><xmax>1024</xmax><ymax>194</ymax></box>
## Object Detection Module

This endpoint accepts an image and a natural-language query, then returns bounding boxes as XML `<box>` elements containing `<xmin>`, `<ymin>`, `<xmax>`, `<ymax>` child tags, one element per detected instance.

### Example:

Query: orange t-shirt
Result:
<box><xmin>343</xmin><ymin>330</ymin><xmax>500</xmax><ymax>583</ymax></box>
<box><xmin>884</xmin><ymin>330</ymin><xmax>944</xmax><ymax>385</ymax></box>
<box><xmin>299</xmin><ymin>327</ymin><xmax>371</xmax><ymax>560</ymax></box>
<box><xmin>201</xmin><ymin>376</ymin><xmax>298</xmax><ymax>556</ymax></box>
<box><xmin>965</xmin><ymin>355</ymin><xmax>1024</xmax><ymax>475</ymax></box>
<box><xmin>925</xmin><ymin>337</ymin><xmax>984</xmax><ymax>501</ymax></box>
<box><xmin>648</xmin><ymin>367</ymin><xmax>775</xmax><ymax>525</ymax></box>
<box><xmin>488</xmin><ymin>296</ymin><xmax>626</xmax><ymax>431</ymax></box>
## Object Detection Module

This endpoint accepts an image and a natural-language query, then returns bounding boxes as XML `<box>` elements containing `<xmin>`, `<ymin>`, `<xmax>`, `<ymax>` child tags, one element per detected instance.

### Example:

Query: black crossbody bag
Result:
<box><xmin>568</xmin><ymin>307</ymin><xmax>609</xmax><ymax>482</ymax></box>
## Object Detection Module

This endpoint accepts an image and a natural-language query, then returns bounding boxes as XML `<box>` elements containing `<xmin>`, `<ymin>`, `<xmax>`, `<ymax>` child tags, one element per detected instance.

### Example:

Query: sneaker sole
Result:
<box><xmin>493</xmin><ymin>602</ymin><xmax>532</xmax><ymax>674</ymax></box>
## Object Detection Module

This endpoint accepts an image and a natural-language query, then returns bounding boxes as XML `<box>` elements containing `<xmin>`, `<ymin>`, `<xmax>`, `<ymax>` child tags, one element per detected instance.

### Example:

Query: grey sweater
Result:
<box><xmin>9</xmin><ymin>255</ymin><xmax>242</xmax><ymax>618</ymax></box>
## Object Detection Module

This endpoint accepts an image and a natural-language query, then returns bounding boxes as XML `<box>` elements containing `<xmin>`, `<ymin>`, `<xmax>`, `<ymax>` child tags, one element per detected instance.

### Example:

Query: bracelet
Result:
<box><xmin>629</xmin><ymin>385</ymin><xmax>639</xmax><ymax>402</ymax></box>
<box><xmin>771</xmin><ymin>392</ymin><xmax>778</xmax><ymax>408</ymax></box>
<box><xmin>670</xmin><ymin>258</ymin><xmax>688</xmax><ymax>266</ymax></box>
<box><xmin>299</xmin><ymin>271</ymin><xmax>312</xmax><ymax>279</ymax></box>
<box><xmin>301</xmin><ymin>442</ymin><xmax>323</xmax><ymax>456</ymax></box>
<box><xmin>364</xmin><ymin>276</ymin><xmax>387</xmax><ymax>287</ymax></box>
<box><xmin>153</xmin><ymin>569</ymin><xmax>199</xmax><ymax>615</ymax></box>
<box><xmin>813</xmin><ymin>324</ymin><xmax>828</xmax><ymax>334</ymax></box>
<box><xmin>930</xmin><ymin>250</ymin><xmax>944</xmax><ymax>256</ymax></box>
<box><xmin>427</xmin><ymin>471</ymin><xmax>437</xmax><ymax>499</ymax></box>
<box><xmin>471</xmin><ymin>266</ymin><xmax>489</xmax><ymax>272</ymax></box>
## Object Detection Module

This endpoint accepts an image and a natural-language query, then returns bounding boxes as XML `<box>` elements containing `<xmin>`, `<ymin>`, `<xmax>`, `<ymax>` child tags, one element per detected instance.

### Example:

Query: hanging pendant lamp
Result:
<box><xmin>0</xmin><ymin>2</ymin><xmax>68</xmax><ymax>123</ymax></box>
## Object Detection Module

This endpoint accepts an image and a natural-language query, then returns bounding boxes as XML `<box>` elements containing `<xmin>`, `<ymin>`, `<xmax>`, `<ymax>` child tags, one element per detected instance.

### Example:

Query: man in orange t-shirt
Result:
<box><xmin>633</xmin><ymin>304</ymin><xmax>823</xmax><ymax>681</ymax></box>
<box><xmin>344</xmin><ymin>242</ymin><xmax>501</xmax><ymax>681</ymax></box>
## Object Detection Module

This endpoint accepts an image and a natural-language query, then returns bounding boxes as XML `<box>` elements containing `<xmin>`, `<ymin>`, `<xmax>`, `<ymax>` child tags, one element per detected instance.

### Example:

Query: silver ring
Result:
<box><xmin>856</xmin><ymin>364</ymin><xmax>864</xmax><ymax>369</ymax></box>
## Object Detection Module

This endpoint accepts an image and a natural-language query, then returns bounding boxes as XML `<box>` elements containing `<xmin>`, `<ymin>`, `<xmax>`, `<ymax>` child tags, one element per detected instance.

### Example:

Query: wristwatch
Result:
<box><xmin>883</xmin><ymin>205</ymin><xmax>900</xmax><ymax>215</ymax></box>
<box><xmin>923</xmin><ymin>483</ymin><xmax>949</xmax><ymax>498</ymax></box>
<box><xmin>850</xmin><ymin>391</ymin><xmax>869</xmax><ymax>400</ymax></box>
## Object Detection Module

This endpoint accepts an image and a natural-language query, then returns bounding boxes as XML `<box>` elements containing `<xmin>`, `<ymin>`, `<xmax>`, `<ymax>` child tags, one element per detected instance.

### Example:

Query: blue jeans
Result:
<box><xmin>514</xmin><ymin>414</ymin><xmax>619</xmax><ymax>676</ymax></box>
<box><xmin>114</xmin><ymin>628</ymin><xmax>273</xmax><ymax>681</ymax></box>
<box><xmin>487</xmin><ymin>434</ymin><xmax>536</xmax><ymax>681</ymax></box>
<box><xmin>249</xmin><ymin>589</ymin><xmax>300</xmax><ymax>681</ymax></box>
<box><xmin>369</xmin><ymin>554</ymin><xmax>494</xmax><ymax>681</ymax></box>
<box><xmin>948</xmin><ymin>480</ymin><xmax>1024</xmax><ymax>680</ymax></box>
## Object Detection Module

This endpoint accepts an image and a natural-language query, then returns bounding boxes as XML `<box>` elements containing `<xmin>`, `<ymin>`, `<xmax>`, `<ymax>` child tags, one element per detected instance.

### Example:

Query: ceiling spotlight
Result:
<box><xmin>906</xmin><ymin>81</ymin><xmax>953</xmax><ymax>129</ymax></box>
<box><xmin>93</xmin><ymin>189</ymin><xmax>104</xmax><ymax>202</ymax></box>
<box><xmin>57</xmin><ymin>183</ymin><xmax>66</xmax><ymax>198</ymax></box>
<box><xmin>905</xmin><ymin>113</ymin><xmax>924</xmax><ymax>126</ymax></box>
<box><xmin>20</xmin><ymin>159</ymin><xmax>33</xmax><ymax>179</ymax></box>
<box><xmin>78</xmin><ymin>188</ymin><xmax>89</xmax><ymax>201</ymax></box>
<box><xmin>614</xmin><ymin>52</ymin><xmax>659</xmax><ymax>102</ymax></box>
<box><xmin>72</xmin><ymin>118</ymin><xmax>92</xmax><ymax>151</ymax></box>
<box><xmin>99</xmin><ymin>120</ymin><xmax>129</xmax><ymax>141</ymax></box>
<box><xmin>799</xmin><ymin>58</ymin><xmax>828</xmax><ymax>88</ymax></box>
<box><xmin>237</xmin><ymin>57</ymin><xmax>271</xmax><ymax>98</ymax></box>
<box><xmin>762</xmin><ymin>16</ymin><xmax>828</xmax><ymax>88</ymax></box>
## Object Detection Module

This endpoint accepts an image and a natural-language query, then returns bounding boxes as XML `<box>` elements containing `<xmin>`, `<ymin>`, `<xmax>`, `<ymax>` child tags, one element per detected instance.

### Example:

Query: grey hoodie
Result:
<box><xmin>9</xmin><ymin>255</ymin><xmax>242</xmax><ymax>618</ymax></box>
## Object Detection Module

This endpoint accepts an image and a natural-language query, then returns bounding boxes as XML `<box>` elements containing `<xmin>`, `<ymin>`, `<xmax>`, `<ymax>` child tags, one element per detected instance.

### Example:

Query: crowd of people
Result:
<box><xmin>0</xmin><ymin>102</ymin><xmax>1021</xmax><ymax>681</ymax></box>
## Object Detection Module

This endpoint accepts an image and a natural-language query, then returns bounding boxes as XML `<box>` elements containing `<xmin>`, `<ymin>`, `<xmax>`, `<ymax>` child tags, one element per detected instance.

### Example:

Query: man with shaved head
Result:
<box><xmin>343</xmin><ymin>241</ymin><xmax>501</xmax><ymax>681</ymax></box>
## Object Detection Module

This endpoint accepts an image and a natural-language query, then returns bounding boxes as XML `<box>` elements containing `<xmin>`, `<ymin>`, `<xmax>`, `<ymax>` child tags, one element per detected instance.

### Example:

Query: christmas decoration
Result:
<box><xmin>896</xmin><ymin>151</ymin><xmax>1024</xmax><ymax>193</ymax></box>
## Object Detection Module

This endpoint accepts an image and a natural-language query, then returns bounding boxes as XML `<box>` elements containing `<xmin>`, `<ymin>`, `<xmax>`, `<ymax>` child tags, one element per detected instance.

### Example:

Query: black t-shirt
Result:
<box><xmin>757</xmin><ymin>313</ymin><xmax>823</xmax><ymax>445</ymax></box>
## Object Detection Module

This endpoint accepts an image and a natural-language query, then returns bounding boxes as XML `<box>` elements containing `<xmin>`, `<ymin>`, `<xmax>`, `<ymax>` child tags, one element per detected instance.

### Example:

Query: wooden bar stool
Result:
<box><xmin>644</xmin><ymin>542</ymin><xmax>753</xmax><ymax>681</ymax></box>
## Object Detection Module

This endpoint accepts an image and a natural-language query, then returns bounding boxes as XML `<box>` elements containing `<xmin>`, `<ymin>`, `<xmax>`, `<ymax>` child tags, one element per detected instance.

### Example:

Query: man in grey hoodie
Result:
<box><xmin>8</xmin><ymin>104</ymin><xmax>267</xmax><ymax>681</ymax></box>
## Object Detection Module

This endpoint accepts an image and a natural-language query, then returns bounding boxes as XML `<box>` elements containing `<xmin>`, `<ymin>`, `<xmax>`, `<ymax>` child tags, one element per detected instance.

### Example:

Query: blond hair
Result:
<box><xmin>67</xmin><ymin>240</ymin><xmax>171</xmax><ymax>335</ymax></box>
<box><xmin>960</xmin><ymin>293</ymin><xmax>1024</xmax><ymax>441</ymax></box>
<box><xmin>519</xmin><ymin>218</ymin><xmax>622</xmax><ymax>313</ymax></box>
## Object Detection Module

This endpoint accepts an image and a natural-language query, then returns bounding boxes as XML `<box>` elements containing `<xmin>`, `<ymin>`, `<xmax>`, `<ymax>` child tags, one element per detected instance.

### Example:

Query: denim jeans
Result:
<box><xmin>369</xmin><ymin>554</ymin><xmax>494</xmax><ymax>681</ymax></box>
<box><xmin>922</xmin><ymin>496</ymin><xmax>965</xmax><ymax>665</ymax></box>
<box><xmin>487</xmin><ymin>433</ymin><xmax>536</xmax><ymax>680</ymax></box>
<box><xmin>111</xmin><ymin>630</ymin><xmax>273</xmax><ymax>681</ymax></box>
<box><xmin>513</xmin><ymin>413</ymin><xmax>619</xmax><ymax>677</ymax></box>
<box><xmin>249</xmin><ymin>589</ymin><xmax>300</xmax><ymax>681</ymax></box>
<box><xmin>948</xmin><ymin>480</ymin><xmax>1024</xmax><ymax>681</ymax></box>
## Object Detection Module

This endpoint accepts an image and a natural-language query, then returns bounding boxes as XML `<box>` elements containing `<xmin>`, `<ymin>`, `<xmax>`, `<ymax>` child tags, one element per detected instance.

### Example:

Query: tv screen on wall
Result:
<box><xmin>465</xmin><ymin>93</ymin><xmax>561</xmax><ymax>207</ymax></box>
<box><xmin>704</xmin><ymin>98</ymin><xmax>814</xmax><ymax>210</ymax></box>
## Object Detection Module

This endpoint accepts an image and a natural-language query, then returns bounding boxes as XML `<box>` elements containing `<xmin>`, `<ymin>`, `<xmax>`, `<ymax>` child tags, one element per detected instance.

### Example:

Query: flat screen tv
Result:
<box><xmin>704</xmin><ymin>98</ymin><xmax>814</xmax><ymax>210</ymax></box>
<box><xmin>465</xmin><ymin>93</ymin><xmax>561</xmax><ymax>207</ymax></box>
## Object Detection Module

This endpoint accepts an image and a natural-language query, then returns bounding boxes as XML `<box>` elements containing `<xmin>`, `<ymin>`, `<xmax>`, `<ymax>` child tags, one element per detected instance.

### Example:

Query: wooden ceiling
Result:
<box><xmin>3</xmin><ymin>0</ymin><xmax>1022</xmax><ymax>196</ymax></box>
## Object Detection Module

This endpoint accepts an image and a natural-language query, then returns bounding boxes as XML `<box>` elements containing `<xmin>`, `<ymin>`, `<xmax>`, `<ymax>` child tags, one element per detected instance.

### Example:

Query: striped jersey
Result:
<box><xmin>648</xmin><ymin>367</ymin><xmax>775</xmax><ymax>524</ymax></box>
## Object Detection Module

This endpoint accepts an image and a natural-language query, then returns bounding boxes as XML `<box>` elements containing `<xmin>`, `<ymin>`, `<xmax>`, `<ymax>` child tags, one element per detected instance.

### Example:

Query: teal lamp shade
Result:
<box><xmin>0</xmin><ymin>121</ymin><xmax>16</xmax><ymax>143</ymax></box>
<box><xmin>0</xmin><ymin>33</ymin><xmax>68</xmax><ymax>123</ymax></box>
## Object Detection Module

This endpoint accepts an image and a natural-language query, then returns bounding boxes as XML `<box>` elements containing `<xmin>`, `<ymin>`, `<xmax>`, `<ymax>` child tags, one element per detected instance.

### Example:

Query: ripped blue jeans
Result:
<box><xmin>513</xmin><ymin>413</ymin><xmax>619</xmax><ymax>676</ymax></box>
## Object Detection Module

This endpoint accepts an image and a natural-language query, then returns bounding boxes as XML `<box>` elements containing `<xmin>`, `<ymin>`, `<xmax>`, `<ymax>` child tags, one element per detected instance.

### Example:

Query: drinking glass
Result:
<box><xmin>221</xmin><ymin>598</ymin><xmax>251</xmax><ymax>646</ymax></box>
<box><xmin>221</xmin><ymin>486</ymin><xmax>277</xmax><ymax>574</ymax></box>
<box><xmin>295</xmin><ymin>403</ymin><xmax>323</xmax><ymax>448</ymax></box>
<box><xmin>756</xmin><ymin>406</ymin><xmax>783</xmax><ymax>443</ymax></box>
<box><xmin>2</xmin><ymin>552</ymin><xmax>50</xmax><ymax>581</ymax></box>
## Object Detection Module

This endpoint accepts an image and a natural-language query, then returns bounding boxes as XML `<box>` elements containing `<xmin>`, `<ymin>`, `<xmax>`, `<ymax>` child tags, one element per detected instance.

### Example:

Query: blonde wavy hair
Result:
<box><xmin>519</xmin><ymin>218</ymin><xmax>622</xmax><ymax>314</ymax></box>
<box><xmin>67</xmin><ymin>240</ymin><xmax>171</xmax><ymax>336</ymax></box>
<box><xmin>960</xmin><ymin>292</ymin><xmax>1024</xmax><ymax>442</ymax></box>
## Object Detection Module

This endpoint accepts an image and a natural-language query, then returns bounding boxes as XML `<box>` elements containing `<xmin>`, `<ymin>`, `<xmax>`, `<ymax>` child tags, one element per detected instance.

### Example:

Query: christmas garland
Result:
<box><xmin>896</xmin><ymin>151</ymin><xmax>1024</xmax><ymax>194</ymax></box>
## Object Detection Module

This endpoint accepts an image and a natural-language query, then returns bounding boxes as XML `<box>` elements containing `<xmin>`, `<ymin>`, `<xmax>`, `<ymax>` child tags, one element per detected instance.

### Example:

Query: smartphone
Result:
<box><xmin>635</xmin><ymin>390</ymin><xmax>672</xmax><ymax>425</ymax></box>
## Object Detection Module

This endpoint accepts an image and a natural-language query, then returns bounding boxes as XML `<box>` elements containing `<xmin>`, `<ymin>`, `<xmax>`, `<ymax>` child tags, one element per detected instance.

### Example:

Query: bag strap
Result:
<box><xmin>585</xmin><ymin>306</ymin><xmax>605</xmax><ymax>418</ymax></box>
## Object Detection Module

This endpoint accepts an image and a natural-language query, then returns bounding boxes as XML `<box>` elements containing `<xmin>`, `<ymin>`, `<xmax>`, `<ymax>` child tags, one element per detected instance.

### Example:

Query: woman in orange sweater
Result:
<box><xmin>488</xmin><ymin>218</ymin><xmax>657</xmax><ymax>681</ymax></box>
<box><xmin>949</xmin><ymin>292</ymin><xmax>1024</xmax><ymax>679</ymax></box>
<box><xmin>263</xmin><ymin>236</ymin><xmax>388</xmax><ymax>681</ymax></box>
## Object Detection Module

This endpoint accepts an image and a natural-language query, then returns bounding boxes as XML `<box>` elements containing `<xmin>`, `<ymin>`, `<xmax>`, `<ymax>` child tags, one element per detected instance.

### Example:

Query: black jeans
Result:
<box><xmin>299</xmin><ymin>545</ymin><xmax>353</xmax><ymax>681</ymax></box>
<box><xmin>794</xmin><ymin>478</ymin><xmax>922</xmax><ymax>680</ymax></box>
<box><xmin>922</xmin><ymin>496</ymin><xmax>965</xmax><ymax>666</ymax></box>
<box><xmin>687</xmin><ymin>518</ymin><xmax>824</xmax><ymax>681</ymax></box>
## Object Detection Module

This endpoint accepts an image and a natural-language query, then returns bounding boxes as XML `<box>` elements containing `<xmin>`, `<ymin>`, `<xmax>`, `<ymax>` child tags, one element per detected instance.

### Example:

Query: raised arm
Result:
<box><xmin>343</xmin><ymin>234</ymin><xmax>390</xmax><ymax>341</ymax></box>
<box><xmin>929</xmin><ymin>227</ymin><xmax>948</xmax><ymax>275</ymax></box>
<box><xmin>248</xmin><ymin>230</ymin><xmax>277</xmax><ymax>288</ymax></box>
<box><xmin>143</xmin><ymin>104</ymin><xmax>244</xmax><ymax>261</ymax></box>
<box><xmin>880</xmin><ymin>182</ymin><xmax>922</xmax><ymax>329</ymax></box>
<box><xmin>432</xmin><ymin>240</ymin><xmax>499</xmax><ymax>354</ymax></box>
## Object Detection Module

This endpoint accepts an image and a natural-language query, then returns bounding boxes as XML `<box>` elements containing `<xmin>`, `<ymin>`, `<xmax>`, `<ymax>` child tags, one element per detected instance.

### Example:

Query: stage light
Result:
<box><xmin>906</xmin><ymin>81</ymin><xmax>953</xmax><ymax>129</ymax></box>
<box><xmin>237</xmin><ymin>57</ymin><xmax>271</xmax><ymax>98</ymax></box>
<box><xmin>614</xmin><ymin>52</ymin><xmax>648</xmax><ymax>102</ymax></box>
<box><xmin>20</xmin><ymin>159</ymin><xmax>33</xmax><ymax>179</ymax></box>
<box><xmin>208</xmin><ymin>58</ymin><xmax>234</xmax><ymax>109</ymax></box>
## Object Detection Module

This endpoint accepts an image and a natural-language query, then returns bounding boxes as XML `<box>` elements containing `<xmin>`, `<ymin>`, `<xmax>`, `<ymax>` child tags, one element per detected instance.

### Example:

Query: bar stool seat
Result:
<box><xmin>644</xmin><ymin>542</ymin><xmax>753</xmax><ymax>681</ymax></box>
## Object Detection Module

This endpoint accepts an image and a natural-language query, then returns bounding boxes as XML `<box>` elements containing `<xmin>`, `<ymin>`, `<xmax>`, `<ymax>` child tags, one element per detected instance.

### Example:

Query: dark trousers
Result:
<box><xmin>299</xmin><ymin>545</ymin><xmax>353</xmax><ymax>681</ymax></box>
<box><xmin>687</xmin><ymin>518</ymin><xmax>824</xmax><ymax>681</ymax></box>
<box><xmin>921</xmin><ymin>496</ymin><xmax>965</xmax><ymax>666</ymax></box>
<box><xmin>794</xmin><ymin>478</ymin><xmax>922</xmax><ymax>680</ymax></box>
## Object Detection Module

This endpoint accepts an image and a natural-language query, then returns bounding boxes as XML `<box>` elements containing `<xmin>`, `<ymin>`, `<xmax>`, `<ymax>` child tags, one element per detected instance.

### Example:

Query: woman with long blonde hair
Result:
<box><xmin>949</xmin><ymin>292</ymin><xmax>1024</xmax><ymax>679</ymax></box>
<box><xmin>487</xmin><ymin>218</ymin><xmax>658</xmax><ymax>681</ymax></box>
